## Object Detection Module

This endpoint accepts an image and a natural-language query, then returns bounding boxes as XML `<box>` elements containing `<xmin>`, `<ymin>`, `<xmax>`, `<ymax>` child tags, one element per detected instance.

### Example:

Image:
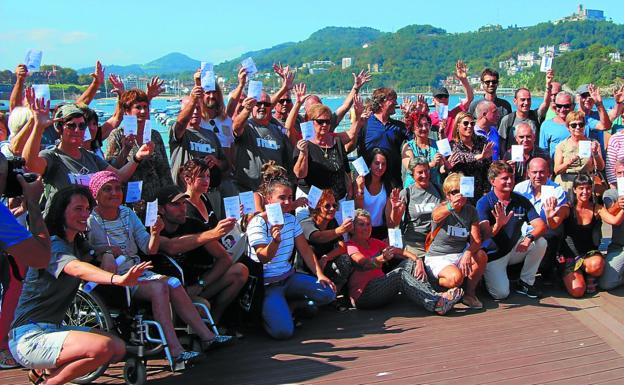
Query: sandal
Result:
<box><xmin>28</xmin><ymin>369</ymin><xmax>47</xmax><ymax>384</ymax></box>
<box><xmin>201</xmin><ymin>335</ymin><xmax>234</xmax><ymax>352</ymax></box>
<box><xmin>173</xmin><ymin>350</ymin><xmax>201</xmax><ymax>365</ymax></box>
<box><xmin>0</xmin><ymin>349</ymin><xmax>19</xmax><ymax>370</ymax></box>
<box><xmin>435</xmin><ymin>287</ymin><xmax>464</xmax><ymax>315</ymax></box>
<box><xmin>462</xmin><ymin>295</ymin><xmax>483</xmax><ymax>310</ymax></box>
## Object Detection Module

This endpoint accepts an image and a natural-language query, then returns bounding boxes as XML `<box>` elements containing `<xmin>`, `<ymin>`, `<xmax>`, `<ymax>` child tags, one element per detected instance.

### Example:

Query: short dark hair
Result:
<box><xmin>488</xmin><ymin>160</ymin><xmax>513</xmax><ymax>181</ymax></box>
<box><xmin>480</xmin><ymin>68</ymin><xmax>500</xmax><ymax>82</ymax></box>
<box><xmin>45</xmin><ymin>185</ymin><xmax>95</xmax><ymax>245</ymax></box>
<box><xmin>371</xmin><ymin>88</ymin><xmax>397</xmax><ymax>113</ymax></box>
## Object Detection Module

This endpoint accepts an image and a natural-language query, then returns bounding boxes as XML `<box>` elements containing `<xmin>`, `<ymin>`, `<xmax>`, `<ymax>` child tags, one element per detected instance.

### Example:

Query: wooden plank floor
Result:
<box><xmin>4</xmin><ymin>285</ymin><xmax>624</xmax><ymax>384</ymax></box>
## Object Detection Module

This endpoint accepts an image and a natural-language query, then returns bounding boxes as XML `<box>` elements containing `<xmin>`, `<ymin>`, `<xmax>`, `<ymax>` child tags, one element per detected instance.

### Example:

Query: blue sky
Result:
<box><xmin>0</xmin><ymin>0</ymin><xmax>622</xmax><ymax>71</ymax></box>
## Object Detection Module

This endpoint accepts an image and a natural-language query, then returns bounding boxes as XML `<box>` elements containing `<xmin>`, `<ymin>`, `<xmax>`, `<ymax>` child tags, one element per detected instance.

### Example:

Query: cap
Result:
<box><xmin>433</xmin><ymin>87</ymin><xmax>449</xmax><ymax>98</ymax></box>
<box><xmin>156</xmin><ymin>185</ymin><xmax>189</xmax><ymax>205</ymax></box>
<box><xmin>53</xmin><ymin>103</ymin><xmax>84</xmax><ymax>131</ymax></box>
<box><xmin>576</xmin><ymin>84</ymin><xmax>590</xmax><ymax>95</ymax></box>
<box><xmin>89</xmin><ymin>171</ymin><xmax>120</xmax><ymax>199</ymax></box>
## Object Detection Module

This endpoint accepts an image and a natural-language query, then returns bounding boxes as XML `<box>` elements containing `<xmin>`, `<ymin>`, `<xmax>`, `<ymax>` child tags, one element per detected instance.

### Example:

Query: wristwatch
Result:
<box><xmin>525</xmin><ymin>233</ymin><xmax>536</xmax><ymax>242</ymax></box>
<box><xmin>198</xmin><ymin>279</ymin><xmax>207</xmax><ymax>288</ymax></box>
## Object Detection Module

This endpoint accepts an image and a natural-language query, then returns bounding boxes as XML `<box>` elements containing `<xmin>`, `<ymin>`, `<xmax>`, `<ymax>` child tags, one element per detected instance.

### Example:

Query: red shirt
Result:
<box><xmin>346</xmin><ymin>238</ymin><xmax>387</xmax><ymax>302</ymax></box>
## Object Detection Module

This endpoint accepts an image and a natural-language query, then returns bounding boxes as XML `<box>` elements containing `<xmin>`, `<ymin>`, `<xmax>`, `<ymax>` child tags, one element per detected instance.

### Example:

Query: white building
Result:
<box><xmin>342</xmin><ymin>57</ymin><xmax>353</xmax><ymax>69</ymax></box>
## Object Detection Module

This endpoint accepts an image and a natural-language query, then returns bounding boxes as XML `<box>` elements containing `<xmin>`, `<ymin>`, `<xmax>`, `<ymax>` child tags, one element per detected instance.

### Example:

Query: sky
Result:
<box><xmin>1</xmin><ymin>0</ymin><xmax>623</xmax><ymax>71</ymax></box>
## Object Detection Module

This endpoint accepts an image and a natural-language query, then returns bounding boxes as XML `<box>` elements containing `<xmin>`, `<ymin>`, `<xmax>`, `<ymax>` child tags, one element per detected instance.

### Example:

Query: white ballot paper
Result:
<box><xmin>306</xmin><ymin>186</ymin><xmax>322</xmax><ymax>209</ymax></box>
<box><xmin>248</xmin><ymin>80</ymin><xmax>263</xmax><ymax>101</ymax></box>
<box><xmin>32</xmin><ymin>84</ymin><xmax>50</xmax><ymax>102</ymax></box>
<box><xmin>25</xmin><ymin>49</ymin><xmax>43</xmax><ymax>71</ymax></box>
<box><xmin>83</xmin><ymin>127</ymin><xmax>92</xmax><ymax>141</ymax></box>
<box><xmin>300</xmin><ymin>121</ymin><xmax>315</xmax><ymax>141</ymax></box>
<box><xmin>223</xmin><ymin>196</ymin><xmax>241</xmax><ymax>220</ymax></box>
<box><xmin>265</xmin><ymin>203</ymin><xmax>284</xmax><ymax>226</ymax></box>
<box><xmin>436</xmin><ymin>138</ymin><xmax>452</xmax><ymax>157</ymax></box>
<box><xmin>460</xmin><ymin>176</ymin><xmax>475</xmax><ymax>198</ymax></box>
<box><xmin>239</xmin><ymin>191</ymin><xmax>256</xmax><ymax>214</ymax></box>
<box><xmin>200</xmin><ymin>61</ymin><xmax>214</xmax><ymax>73</ymax></box>
<box><xmin>388</xmin><ymin>228</ymin><xmax>403</xmax><ymax>249</ymax></box>
<box><xmin>540</xmin><ymin>56</ymin><xmax>553</xmax><ymax>73</ymax></box>
<box><xmin>540</xmin><ymin>185</ymin><xmax>556</xmax><ymax>201</ymax></box>
<box><xmin>617</xmin><ymin>178</ymin><xmax>624</xmax><ymax>197</ymax></box>
<box><xmin>200</xmin><ymin>62</ymin><xmax>215</xmax><ymax>92</ymax></box>
<box><xmin>126</xmin><ymin>181</ymin><xmax>143</xmax><ymax>203</ymax></box>
<box><xmin>578</xmin><ymin>140</ymin><xmax>592</xmax><ymax>159</ymax></box>
<box><xmin>352</xmin><ymin>156</ymin><xmax>370</xmax><ymax>176</ymax></box>
<box><xmin>142</xmin><ymin>120</ymin><xmax>152</xmax><ymax>144</ymax></box>
<box><xmin>437</xmin><ymin>104</ymin><xmax>449</xmax><ymax>120</ymax></box>
<box><xmin>341</xmin><ymin>200</ymin><xmax>355</xmax><ymax>222</ymax></box>
<box><xmin>241</xmin><ymin>57</ymin><xmax>258</xmax><ymax>76</ymax></box>
<box><xmin>511</xmin><ymin>145</ymin><xmax>524</xmax><ymax>162</ymax></box>
<box><xmin>145</xmin><ymin>199</ymin><xmax>158</xmax><ymax>227</ymax></box>
<box><xmin>123</xmin><ymin>115</ymin><xmax>138</xmax><ymax>136</ymax></box>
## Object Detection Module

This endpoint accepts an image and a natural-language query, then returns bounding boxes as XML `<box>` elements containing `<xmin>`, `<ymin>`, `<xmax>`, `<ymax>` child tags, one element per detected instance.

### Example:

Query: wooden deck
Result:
<box><xmin>4</xmin><ymin>284</ymin><xmax>624</xmax><ymax>384</ymax></box>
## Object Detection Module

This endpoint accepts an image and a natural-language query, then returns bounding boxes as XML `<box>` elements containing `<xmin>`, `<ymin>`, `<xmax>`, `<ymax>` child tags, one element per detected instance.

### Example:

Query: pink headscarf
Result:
<box><xmin>89</xmin><ymin>171</ymin><xmax>120</xmax><ymax>199</ymax></box>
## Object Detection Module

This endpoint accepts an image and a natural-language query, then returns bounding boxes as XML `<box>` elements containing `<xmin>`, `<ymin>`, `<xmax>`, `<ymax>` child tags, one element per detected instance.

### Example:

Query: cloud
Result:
<box><xmin>0</xmin><ymin>29</ymin><xmax>92</xmax><ymax>46</ymax></box>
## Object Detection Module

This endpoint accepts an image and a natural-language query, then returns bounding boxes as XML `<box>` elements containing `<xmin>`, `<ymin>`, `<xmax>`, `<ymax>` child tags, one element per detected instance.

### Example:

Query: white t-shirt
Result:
<box><xmin>248</xmin><ymin>213</ymin><xmax>302</xmax><ymax>279</ymax></box>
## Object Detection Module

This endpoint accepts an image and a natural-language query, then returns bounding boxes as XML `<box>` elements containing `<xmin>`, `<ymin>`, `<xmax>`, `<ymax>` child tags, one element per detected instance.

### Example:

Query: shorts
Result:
<box><xmin>557</xmin><ymin>250</ymin><xmax>603</xmax><ymax>277</ymax></box>
<box><xmin>8</xmin><ymin>322</ymin><xmax>90</xmax><ymax>369</ymax></box>
<box><xmin>424</xmin><ymin>252</ymin><xmax>464</xmax><ymax>278</ymax></box>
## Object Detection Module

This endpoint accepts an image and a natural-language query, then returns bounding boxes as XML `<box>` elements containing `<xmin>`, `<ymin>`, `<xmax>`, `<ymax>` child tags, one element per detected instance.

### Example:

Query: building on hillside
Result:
<box><xmin>312</xmin><ymin>60</ymin><xmax>334</xmax><ymax>66</ymax></box>
<box><xmin>609</xmin><ymin>52</ymin><xmax>622</xmax><ymax>63</ymax></box>
<box><xmin>517</xmin><ymin>52</ymin><xmax>538</xmax><ymax>68</ymax></box>
<box><xmin>367</xmin><ymin>63</ymin><xmax>380</xmax><ymax>73</ymax></box>
<box><xmin>554</xmin><ymin>4</ymin><xmax>605</xmax><ymax>24</ymax></box>
<box><xmin>538</xmin><ymin>46</ymin><xmax>557</xmax><ymax>56</ymax></box>
<box><xmin>309</xmin><ymin>68</ymin><xmax>328</xmax><ymax>75</ymax></box>
<box><xmin>342</xmin><ymin>58</ymin><xmax>352</xmax><ymax>69</ymax></box>
<box><xmin>123</xmin><ymin>76</ymin><xmax>149</xmax><ymax>91</ymax></box>
<box><xmin>559</xmin><ymin>43</ymin><xmax>571</xmax><ymax>52</ymax></box>
<box><xmin>478</xmin><ymin>24</ymin><xmax>503</xmax><ymax>32</ymax></box>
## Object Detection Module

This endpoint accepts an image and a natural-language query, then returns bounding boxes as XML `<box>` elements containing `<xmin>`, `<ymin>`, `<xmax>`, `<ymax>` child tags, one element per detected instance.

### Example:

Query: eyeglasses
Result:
<box><xmin>64</xmin><ymin>122</ymin><xmax>88</xmax><ymax>131</ymax></box>
<box><xmin>448</xmin><ymin>189</ymin><xmax>460</xmax><ymax>196</ymax></box>
<box><xmin>323</xmin><ymin>203</ymin><xmax>339</xmax><ymax>210</ymax></box>
<box><xmin>555</xmin><ymin>103</ymin><xmax>572</xmax><ymax>110</ymax></box>
<box><xmin>461</xmin><ymin>121</ymin><xmax>476</xmax><ymax>127</ymax></box>
<box><xmin>278</xmin><ymin>98</ymin><xmax>292</xmax><ymax>104</ymax></box>
<box><xmin>569</xmin><ymin>122</ymin><xmax>585</xmax><ymax>129</ymax></box>
<box><xmin>314</xmin><ymin>119</ymin><xmax>331</xmax><ymax>126</ymax></box>
<box><xmin>483</xmin><ymin>80</ymin><xmax>499</xmax><ymax>85</ymax></box>
<box><xmin>256</xmin><ymin>102</ymin><xmax>272</xmax><ymax>108</ymax></box>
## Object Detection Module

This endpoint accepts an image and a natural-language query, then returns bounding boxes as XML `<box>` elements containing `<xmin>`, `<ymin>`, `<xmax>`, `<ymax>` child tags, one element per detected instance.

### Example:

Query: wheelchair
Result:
<box><xmin>63</xmin><ymin>255</ymin><xmax>219</xmax><ymax>385</ymax></box>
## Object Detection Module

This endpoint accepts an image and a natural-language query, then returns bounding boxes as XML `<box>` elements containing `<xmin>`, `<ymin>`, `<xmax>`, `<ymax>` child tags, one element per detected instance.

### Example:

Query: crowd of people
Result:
<box><xmin>1</xmin><ymin>58</ymin><xmax>624</xmax><ymax>385</ymax></box>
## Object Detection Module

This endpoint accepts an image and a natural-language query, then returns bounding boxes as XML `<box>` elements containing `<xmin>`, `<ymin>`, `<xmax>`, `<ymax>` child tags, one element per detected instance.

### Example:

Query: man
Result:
<box><xmin>544</xmin><ymin>81</ymin><xmax>562</xmax><ymax>121</ymax></box>
<box><xmin>502</xmin><ymin>123</ymin><xmax>550</xmax><ymax>184</ymax></box>
<box><xmin>357</xmin><ymin>87</ymin><xmax>408</xmax><ymax>186</ymax></box>
<box><xmin>232</xmin><ymin>91</ymin><xmax>293</xmax><ymax>192</ymax></box>
<box><xmin>273</xmin><ymin>92</ymin><xmax>296</xmax><ymax>127</ymax></box>
<box><xmin>606</xmin><ymin>86</ymin><xmax>624</xmax><ymax>185</ymax></box>
<box><xmin>576</xmin><ymin>84</ymin><xmax>611</xmax><ymax>155</ymax></box>
<box><xmin>538</xmin><ymin>91</ymin><xmax>577</xmax><ymax>159</ymax></box>
<box><xmin>600</xmin><ymin>160</ymin><xmax>624</xmax><ymax>290</ymax></box>
<box><xmin>474</xmin><ymin>100</ymin><xmax>501</xmax><ymax>160</ymax></box>
<box><xmin>514</xmin><ymin>157</ymin><xmax>569</xmax><ymax>280</ymax></box>
<box><xmin>608</xmin><ymin>85</ymin><xmax>624</xmax><ymax>135</ymax></box>
<box><xmin>498</xmin><ymin>70</ymin><xmax>553</xmax><ymax>152</ymax></box>
<box><xmin>468</xmin><ymin>68</ymin><xmax>512</xmax><ymax>128</ymax></box>
<box><xmin>157</xmin><ymin>185</ymin><xmax>249</xmax><ymax>323</ymax></box>
<box><xmin>477</xmin><ymin>161</ymin><xmax>547</xmax><ymax>299</ymax></box>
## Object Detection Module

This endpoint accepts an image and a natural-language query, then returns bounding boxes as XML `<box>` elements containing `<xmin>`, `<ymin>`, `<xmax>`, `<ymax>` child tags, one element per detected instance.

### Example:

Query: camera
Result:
<box><xmin>3</xmin><ymin>157</ymin><xmax>38</xmax><ymax>198</ymax></box>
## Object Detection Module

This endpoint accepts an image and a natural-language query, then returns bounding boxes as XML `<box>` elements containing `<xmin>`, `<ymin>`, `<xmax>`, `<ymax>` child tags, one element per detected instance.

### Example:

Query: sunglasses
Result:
<box><xmin>278</xmin><ymin>98</ymin><xmax>292</xmax><ymax>104</ymax></box>
<box><xmin>323</xmin><ymin>203</ymin><xmax>339</xmax><ymax>210</ymax></box>
<box><xmin>256</xmin><ymin>102</ymin><xmax>272</xmax><ymax>108</ymax></box>
<box><xmin>483</xmin><ymin>80</ymin><xmax>499</xmax><ymax>85</ymax></box>
<box><xmin>314</xmin><ymin>119</ymin><xmax>331</xmax><ymax>126</ymax></box>
<box><xmin>208</xmin><ymin>119</ymin><xmax>218</xmax><ymax>133</ymax></box>
<box><xmin>64</xmin><ymin>121</ymin><xmax>88</xmax><ymax>131</ymax></box>
<box><xmin>448</xmin><ymin>189</ymin><xmax>461</xmax><ymax>196</ymax></box>
<box><xmin>569</xmin><ymin>122</ymin><xmax>585</xmax><ymax>129</ymax></box>
<box><xmin>555</xmin><ymin>103</ymin><xmax>572</xmax><ymax>110</ymax></box>
<box><xmin>461</xmin><ymin>121</ymin><xmax>476</xmax><ymax>127</ymax></box>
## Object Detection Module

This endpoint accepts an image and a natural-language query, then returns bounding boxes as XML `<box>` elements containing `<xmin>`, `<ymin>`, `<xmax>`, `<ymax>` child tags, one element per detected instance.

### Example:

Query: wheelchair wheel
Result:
<box><xmin>124</xmin><ymin>356</ymin><xmax>147</xmax><ymax>385</ymax></box>
<box><xmin>64</xmin><ymin>289</ymin><xmax>114</xmax><ymax>384</ymax></box>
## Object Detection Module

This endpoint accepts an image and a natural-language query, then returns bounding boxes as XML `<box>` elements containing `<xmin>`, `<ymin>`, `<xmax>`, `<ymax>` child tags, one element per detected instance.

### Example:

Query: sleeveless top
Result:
<box><xmin>364</xmin><ymin>184</ymin><xmax>387</xmax><ymax>227</ymax></box>
<box><xmin>561</xmin><ymin>204</ymin><xmax>601</xmax><ymax>258</ymax></box>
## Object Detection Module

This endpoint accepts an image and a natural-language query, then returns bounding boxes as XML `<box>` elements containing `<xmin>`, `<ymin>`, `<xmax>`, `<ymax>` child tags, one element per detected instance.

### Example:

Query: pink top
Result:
<box><xmin>346</xmin><ymin>238</ymin><xmax>387</xmax><ymax>302</ymax></box>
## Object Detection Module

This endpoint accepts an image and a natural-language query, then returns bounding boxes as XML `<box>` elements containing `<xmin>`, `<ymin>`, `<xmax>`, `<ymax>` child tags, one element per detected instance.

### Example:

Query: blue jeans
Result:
<box><xmin>262</xmin><ymin>273</ymin><xmax>335</xmax><ymax>339</ymax></box>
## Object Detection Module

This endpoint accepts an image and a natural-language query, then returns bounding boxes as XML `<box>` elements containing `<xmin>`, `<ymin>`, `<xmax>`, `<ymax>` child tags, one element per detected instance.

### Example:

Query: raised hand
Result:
<box><xmin>455</xmin><ymin>60</ymin><xmax>468</xmax><ymax>80</ymax></box>
<box><xmin>26</xmin><ymin>87</ymin><xmax>51</xmax><ymax>128</ymax></box>
<box><xmin>336</xmin><ymin>218</ymin><xmax>353</xmax><ymax>235</ymax></box>
<box><xmin>237</xmin><ymin>67</ymin><xmax>248</xmax><ymax>87</ymax></box>
<box><xmin>588</xmin><ymin>83</ymin><xmax>602</xmax><ymax>104</ymax></box>
<box><xmin>15</xmin><ymin>64</ymin><xmax>28</xmax><ymax>80</ymax></box>
<box><xmin>273</xmin><ymin>63</ymin><xmax>287</xmax><ymax>79</ymax></box>
<box><xmin>481</xmin><ymin>142</ymin><xmax>494</xmax><ymax>159</ymax></box>
<box><xmin>147</xmin><ymin>76</ymin><xmax>165</xmax><ymax>100</ymax></box>
<box><xmin>108</xmin><ymin>74</ymin><xmax>125</xmax><ymax>96</ymax></box>
<box><xmin>491</xmin><ymin>201</ymin><xmax>513</xmax><ymax>227</ymax></box>
<box><xmin>135</xmin><ymin>141</ymin><xmax>154</xmax><ymax>160</ymax></box>
<box><xmin>270</xmin><ymin>224</ymin><xmax>283</xmax><ymax>243</ymax></box>
<box><xmin>116</xmin><ymin>261</ymin><xmax>153</xmax><ymax>286</ymax></box>
<box><xmin>151</xmin><ymin>215</ymin><xmax>164</xmax><ymax>235</ymax></box>
<box><xmin>352</xmin><ymin>70</ymin><xmax>372</xmax><ymax>91</ymax></box>
<box><xmin>400</xmin><ymin>98</ymin><xmax>414</xmax><ymax>116</ymax></box>
<box><xmin>296</xmin><ymin>139</ymin><xmax>308</xmax><ymax>154</ymax></box>
<box><xmin>293</xmin><ymin>83</ymin><xmax>308</xmax><ymax>104</ymax></box>
<box><xmin>282</xmin><ymin>66</ymin><xmax>294</xmax><ymax>90</ymax></box>
<box><xmin>390</xmin><ymin>188</ymin><xmax>403</xmax><ymax>209</ymax></box>
<box><xmin>545</xmin><ymin>68</ymin><xmax>554</xmax><ymax>87</ymax></box>
<box><xmin>91</xmin><ymin>61</ymin><xmax>105</xmax><ymax>85</ymax></box>
<box><xmin>242</xmin><ymin>96</ymin><xmax>257</xmax><ymax>111</ymax></box>
<box><xmin>213</xmin><ymin>217</ymin><xmax>237</xmax><ymax>237</ymax></box>
<box><xmin>613</xmin><ymin>85</ymin><xmax>624</xmax><ymax>104</ymax></box>
<box><xmin>542</xmin><ymin>196</ymin><xmax>560</xmax><ymax>220</ymax></box>
<box><xmin>17</xmin><ymin>174</ymin><xmax>44</xmax><ymax>204</ymax></box>
<box><xmin>415</xmin><ymin>94</ymin><xmax>428</xmax><ymax>114</ymax></box>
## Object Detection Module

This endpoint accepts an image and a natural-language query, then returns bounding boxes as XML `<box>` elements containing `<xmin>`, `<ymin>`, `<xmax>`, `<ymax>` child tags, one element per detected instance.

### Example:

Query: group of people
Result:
<box><xmin>1</xmin><ymin>57</ymin><xmax>624</xmax><ymax>385</ymax></box>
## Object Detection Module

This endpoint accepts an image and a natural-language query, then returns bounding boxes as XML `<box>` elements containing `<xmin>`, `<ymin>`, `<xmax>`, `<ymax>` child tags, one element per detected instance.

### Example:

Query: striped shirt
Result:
<box><xmin>607</xmin><ymin>131</ymin><xmax>624</xmax><ymax>184</ymax></box>
<box><xmin>248</xmin><ymin>213</ymin><xmax>302</xmax><ymax>279</ymax></box>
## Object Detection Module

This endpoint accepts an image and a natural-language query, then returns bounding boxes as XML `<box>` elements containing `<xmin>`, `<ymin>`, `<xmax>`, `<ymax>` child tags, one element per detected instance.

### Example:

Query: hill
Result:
<box><xmin>76</xmin><ymin>52</ymin><xmax>200</xmax><ymax>76</ymax></box>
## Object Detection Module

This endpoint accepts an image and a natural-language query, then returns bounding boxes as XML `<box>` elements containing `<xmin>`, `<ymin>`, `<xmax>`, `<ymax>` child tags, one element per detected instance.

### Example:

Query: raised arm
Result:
<box><xmin>284</xmin><ymin>83</ymin><xmax>306</xmax><ymax>147</ymax></box>
<box><xmin>76</xmin><ymin>61</ymin><xmax>104</xmax><ymax>105</ymax></box>
<box><xmin>333</xmin><ymin>70</ymin><xmax>371</xmax><ymax>129</ymax></box>
<box><xmin>64</xmin><ymin>259</ymin><xmax>152</xmax><ymax>286</ymax></box>
<box><xmin>146</xmin><ymin>76</ymin><xmax>165</xmax><ymax>102</ymax></box>
<box><xmin>10</xmin><ymin>64</ymin><xmax>28</xmax><ymax>111</ymax></box>
<box><xmin>22</xmin><ymin>89</ymin><xmax>51</xmax><ymax>175</ymax></box>
<box><xmin>110</xmin><ymin>142</ymin><xmax>153</xmax><ymax>182</ymax></box>
<box><xmin>589</xmin><ymin>84</ymin><xmax>612</xmax><ymax>131</ymax></box>
<box><xmin>226</xmin><ymin>67</ymin><xmax>247</xmax><ymax>118</ymax></box>
<box><xmin>173</xmin><ymin>85</ymin><xmax>203</xmax><ymax>141</ymax></box>
<box><xmin>292</xmin><ymin>140</ymin><xmax>309</xmax><ymax>179</ymax></box>
<box><xmin>537</xmin><ymin>69</ymin><xmax>554</xmax><ymax>119</ymax></box>
<box><xmin>270</xmin><ymin>64</ymin><xmax>294</xmax><ymax>106</ymax></box>
<box><xmin>609</xmin><ymin>85</ymin><xmax>624</xmax><ymax>121</ymax></box>
<box><xmin>455</xmin><ymin>60</ymin><xmax>473</xmax><ymax>108</ymax></box>
<box><xmin>232</xmin><ymin>97</ymin><xmax>256</xmax><ymax>137</ymax></box>
<box><xmin>542</xmin><ymin>198</ymin><xmax>569</xmax><ymax>230</ymax></box>
<box><xmin>339</xmin><ymin>95</ymin><xmax>370</xmax><ymax>153</ymax></box>
<box><xmin>598</xmin><ymin>204</ymin><xmax>624</xmax><ymax>226</ymax></box>
<box><xmin>386</xmin><ymin>188</ymin><xmax>404</xmax><ymax>228</ymax></box>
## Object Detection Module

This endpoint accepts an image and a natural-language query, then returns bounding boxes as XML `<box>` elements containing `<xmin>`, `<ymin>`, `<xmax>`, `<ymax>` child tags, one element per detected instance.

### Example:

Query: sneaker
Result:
<box><xmin>174</xmin><ymin>350</ymin><xmax>201</xmax><ymax>364</ymax></box>
<box><xmin>435</xmin><ymin>287</ymin><xmax>464</xmax><ymax>315</ymax></box>
<box><xmin>202</xmin><ymin>335</ymin><xmax>234</xmax><ymax>351</ymax></box>
<box><xmin>0</xmin><ymin>349</ymin><xmax>19</xmax><ymax>370</ymax></box>
<box><xmin>515</xmin><ymin>280</ymin><xmax>542</xmax><ymax>298</ymax></box>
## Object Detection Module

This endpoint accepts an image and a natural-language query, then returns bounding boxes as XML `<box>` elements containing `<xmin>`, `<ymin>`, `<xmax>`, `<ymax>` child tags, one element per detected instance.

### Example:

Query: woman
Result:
<box><xmin>247</xmin><ymin>175</ymin><xmax>336</xmax><ymax>339</ymax></box>
<box><xmin>549</xmin><ymin>174</ymin><xmax>624</xmax><ymax>297</ymax></box>
<box><xmin>553</xmin><ymin>111</ymin><xmax>605</xmax><ymax>195</ymax></box>
<box><xmin>292</xmin><ymin>100</ymin><xmax>361</xmax><ymax>202</ymax></box>
<box><xmin>106</xmin><ymin>89</ymin><xmax>174</xmax><ymax>202</ymax></box>
<box><xmin>87</xmin><ymin>171</ymin><xmax>230</xmax><ymax>364</ymax></box>
<box><xmin>22</xmin><ymin>100</ymin><xmax>153</xmax><ymax>209</ymax></box>
<box><xmin>355</xmin><ymin>148</ymin><xmax>402</xmax><ymax>240</ymax></box>
<box><xmin>428</xmin><ymin>173</ymin><xmax>488</xmax><ymax>309</ymax></box>
<box><xmin>447</xmin><ymin>112</ymin><xmax>494</xmax><ymax>199</ymax></box>
<box><xmin>9</xmin><ymin>185</ymin><xmax>151</xmax><ymax>385</ymax></box>
<box><xmin>346</xmin><ymin>209</ymin><xmax>463</xmax><ymax>313</ymax></box>
<box><xmin>181</xmin><ymin>158</ymin><xmax>219</xmax><ymax>226</ymax></box>
<box><xmin>298</xmin><ymin>189</ymin><xmax>353</xmax><ymax>294</ymax></box>
<box><xmin>391</xmin><ymin>157</ymin><xmax>442</xmax><ymax>257</ymax></box>
<box><xmin>401</xmin><ymin>113</ymin><xmax>448</xmax><ymax>189</ymax></box>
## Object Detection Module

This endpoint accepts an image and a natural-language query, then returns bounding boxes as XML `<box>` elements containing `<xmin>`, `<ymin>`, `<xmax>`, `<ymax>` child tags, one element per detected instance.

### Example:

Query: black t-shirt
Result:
<box><xmin>298</xmin><ymin>216</ymin><xmax>340</xmax><ymax>274</ymax></box>
<box><xmin>185</xmin><ymin>195</ymin><xmax>218</xmax><ymax>228</ymax></box>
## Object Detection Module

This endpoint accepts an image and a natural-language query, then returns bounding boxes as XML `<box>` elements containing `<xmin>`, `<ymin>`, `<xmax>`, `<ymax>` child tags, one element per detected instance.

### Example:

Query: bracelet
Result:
<box><xmin>370</xmin><ymin>258</ymin><xmax>377</xmax><ymax>268</ymax></box>
<box><xmin>132</xmin><ymin>154</ymin><xmax>142</xmax><ymax>164</ymax></box>
<box><xmin>110</xmin><ymin>274</ymin><xmax>116</xmax><ymax>285</ymax></box>
<box><xmin>446</xmin><ymin>201</ymin><xmax>455</xmax><ymax>212</ymax></box>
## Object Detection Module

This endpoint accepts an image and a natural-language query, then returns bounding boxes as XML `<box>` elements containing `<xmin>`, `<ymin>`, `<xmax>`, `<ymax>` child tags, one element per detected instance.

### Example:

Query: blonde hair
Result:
<box><xmin>443</xmin><ymin>172</ymin><xmax>463</xmax><ymax>195</ymax></box>
<box><xmin>565</xmin><ymin>110</ymin><xmax>585</xmax><ymax>126</ymax></box>
<box><xmin>452</xmin><ymin>111</ymin><xmax>475</xmax><ymax>142</ymax></box>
